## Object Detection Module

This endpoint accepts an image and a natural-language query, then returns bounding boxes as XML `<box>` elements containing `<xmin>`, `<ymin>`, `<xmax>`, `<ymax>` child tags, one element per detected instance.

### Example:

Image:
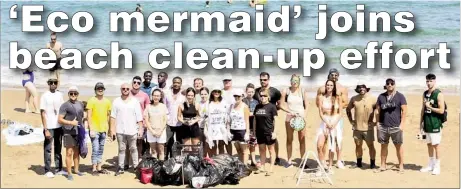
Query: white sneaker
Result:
<box><xmin>55</xmin><ymin>170</ymin><xmax>68</xmax><ymax>176</ymax></box>
<box><xmin>336</xmin><ymin>161</ymin><xmax>345</xmax><ymax>169</ymax></box>
<box><xmin>432</xmin><ymin>162</ymin><xmax>440</xmax><ymax>175</ymax></box>
<box><xmin>420</xmin><ymin>159</ymin><xmax>434</xmax><ymax>173</ymax></box>
<box><xmin>44</xmin><ymin>172</ymin><xmax>55</xmax><ymax>178</ymax></box>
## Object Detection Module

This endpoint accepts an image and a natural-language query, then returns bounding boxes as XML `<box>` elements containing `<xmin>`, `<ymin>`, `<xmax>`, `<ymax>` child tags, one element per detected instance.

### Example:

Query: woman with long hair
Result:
<box><xmin>22</xmin><ymin>68</ymin><xmax>39</xmax><ymax>113</ymax></box>
<box><xmin>229</xmin><ymin>89</ymin><xmax>250</xmax><ymax>163</ymax></box>
<box><xmin>205</xmin><ymin>87</ymin><xmax>230</xmax><ymax>156</ymax></box>
<box><xmin>253</xmin><ymin>88</ymin><xmax>278</xmax><ymax>176</ymax></box>
<box><xmin>280</xmin><ymin>74</ymin><xmax>308</xmax><ymax>167</ymax></box>
<box><xmin>177</xmin><ymin>87</ymin><xmax>201</xmax><ymax>147</ymax></box>
<box><xmin>144</xmin><ymin>89</ymin><xmax>168</xmax><ymax>160</ymax></box>
<box><xmin>198</xmin><ymin>87</ymin><xmax>210</xmax><ymax>157</ymax></box>
<box><xmin>316</xmin><ymin>79</ymin><xmax>343</xmax><ymax>174</ymax></box>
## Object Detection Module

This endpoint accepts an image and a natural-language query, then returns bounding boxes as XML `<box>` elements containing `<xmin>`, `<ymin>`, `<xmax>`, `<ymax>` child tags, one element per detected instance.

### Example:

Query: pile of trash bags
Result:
<box><xmin>137</xmin><ymin>154</ymin><xmax>252</xmax><ymax>188</ymax></box>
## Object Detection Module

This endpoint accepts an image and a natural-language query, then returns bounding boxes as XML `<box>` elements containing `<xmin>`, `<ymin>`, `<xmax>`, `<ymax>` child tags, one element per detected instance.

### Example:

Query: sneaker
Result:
<box><xmin>326</xmin><ymin>167</ymin><xmax>334</xmax><ymax>175</ymax></box>
<box><xmin>44</xmin><ymin>171</ymin><xmax>55</xmax><ymax>178</ymax></box>
<box><xmin>420</xmin><ymin>160</ymin><xmax>434</xmax><ymax>173</ymax></box>
<box><xmin>432</xmin><ymin>162</ymin><xmax>440</xmax><ymax>175</ymax></box>
<box><xmin>115</xmin><ymin>168</ymin><xmax>124</xmax><ymax>176</ymax></box>
<box><xmin>67</xmin><ymin>175</ymin><xmax>74</xmax><ymax>181</ymax></box>
<box><xmin>336</xmin><ymin>160</ymin><xmax>345</xmax><ymax>169</ymax></box>
<box><xmin>55</xmin><ymin>170</ymin><xmax>68</xmax><ymax>176</ymax></box>
<box><xmin>124</xmin><ymin>165</ymin><xmax>129</xmax><ymax>170</ymax></box>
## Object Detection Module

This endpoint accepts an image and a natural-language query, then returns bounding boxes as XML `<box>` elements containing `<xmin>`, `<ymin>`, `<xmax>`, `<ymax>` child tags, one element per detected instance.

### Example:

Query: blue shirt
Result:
<box><xmin>140</xmin><ymin>82</ymin><xmax>158</xmax><ymax>98</ymax></box>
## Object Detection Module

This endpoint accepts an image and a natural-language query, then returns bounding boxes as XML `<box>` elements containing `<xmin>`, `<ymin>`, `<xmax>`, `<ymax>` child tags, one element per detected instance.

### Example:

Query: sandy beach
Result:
<box><xmin>1</xmin><ymin>89</ymin><xmax>459</xmax><ymax>188</ymax></box>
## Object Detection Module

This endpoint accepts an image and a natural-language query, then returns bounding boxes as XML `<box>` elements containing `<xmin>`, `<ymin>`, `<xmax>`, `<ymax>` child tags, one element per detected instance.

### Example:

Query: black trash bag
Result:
<box><xmin>138</xmin><ymin>157</ymin><xmax>158</xmax><ymax>170</ymax></box>
<box><xmin>232</xmin><ymin>157</ymin><xmax>252</xmax><ymax>179</ymax></box>
<box><xmin>161</xmin><ymin>156</ymin><xmax>184</xmax><ymax>185</ymax></box>
<box><xmin>182</xmin><ymin>155</ymin><xmax>202</xmax><ymax>184</ymax></box>
<box><xmin>190</xmin><ymin>162</ymin><xmax>224</xmax><ymax>188</ymax></box>
<box><xmin>210</xmin><ymin>154</ymin><xmax>252</xmax><ymax>185</ymax></box>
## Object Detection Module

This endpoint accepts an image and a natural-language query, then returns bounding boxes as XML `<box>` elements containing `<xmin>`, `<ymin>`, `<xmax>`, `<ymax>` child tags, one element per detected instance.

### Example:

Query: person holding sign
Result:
<box><xmin>419</xmin><ymin>74</ymin><xmax>445</xmax><ymax>175</ymax></box>
<box><xmin>58</xmin><ymin>86</ymin><xmax>85</xmax><ymax>181</ymax></box>
<box><xmin>205</xmin><ymin>86</ymin><xmax>230</xmax><ymax>156</ymax></box>
<box><xmin>280</xmin><ymin>74</ymin><xmax>309</xmax><ymax>168</ymax></box>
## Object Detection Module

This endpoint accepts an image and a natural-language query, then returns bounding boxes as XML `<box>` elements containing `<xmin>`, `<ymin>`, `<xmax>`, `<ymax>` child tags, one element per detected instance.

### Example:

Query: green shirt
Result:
<box><xmin>423</xmin><ymin>89</ymin><xmax>443</xmax><ymax>133</ymax></box>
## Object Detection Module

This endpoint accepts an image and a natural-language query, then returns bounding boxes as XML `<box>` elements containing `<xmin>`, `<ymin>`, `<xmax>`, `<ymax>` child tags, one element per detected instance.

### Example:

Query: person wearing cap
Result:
<box><xmin>375</xmin><ymin>78</ymin><xmax>407</xmax><ymax>173</ymax></box>
<box><xmin>110</xmin><ymin>83</ymin><xmax>144</xmax><ymax>176</ymax></box>
<box><xmin>141</xmin><ymin>71</ymin><xmax>158</xmax><ymax>99</ymax></box>
<box><xmin>346</xmin><ymin>84</ymin><xmax>377</xmax><ymax>169</ymax></box>
<box><xmin>420</xmin><ymin>73</ymin><xmax>445</xmax><ymax>175</ymax></box>
<box><xmin>58</xmin><ymin>86</ymin><xmax>85</xmax><ymax>181</ymax></box>
<box><xmin>86</xmin><ymin>82</ymin><xmax>112</xmax><ymax>176</ymax></box>
<box><xmin>229</xmin><ymin>88</ymin><xmax>251</xmax><ymax>163</ymax></box>
<box><xmin>205</xmin><ymin>85</ymin><xmax>231</xmax><ymax>156</ymax></box>
<box><xmin>221</xmin><ymin>74</ymin><xmax>235</xmax><ymax>155</ymax></box>
<box><xmin>40</xmin><ymin>78</ymin><xmax>66</xmax><ymax>178</ymax></box>
<box><xmin>253</xmin><ymin>72</ymin><xmax>282</xmax><ymax>166</ymax></box>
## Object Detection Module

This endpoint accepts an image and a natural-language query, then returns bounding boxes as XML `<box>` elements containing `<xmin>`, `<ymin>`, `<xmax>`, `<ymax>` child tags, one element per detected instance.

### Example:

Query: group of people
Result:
<box><xmin>31</xmin><ymin>65</ymin><xmax>446</xmax><ymax>182</ymax></box>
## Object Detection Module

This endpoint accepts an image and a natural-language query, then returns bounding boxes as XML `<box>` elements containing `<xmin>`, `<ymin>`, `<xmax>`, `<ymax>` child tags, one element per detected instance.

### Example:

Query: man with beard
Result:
<box><xmin>346</xmin><ymin>84</ymin><xmax>377</xmax><ymax>169</ymax></box>
<box><xmin>316</xmin><ymin>68</ymin><xmax>348</xmax><ymax>169</ymax></box>
<box><xmin>41</xmin><ymin>78</ymin><xmax>66</xmax><ymax>178</ymax></box>
<box><xmin>140</xmin><ymin>71</ymin><xmax>158</xmax><ymax>98</ymax></box>
<box><xmin>163</xmin><ymin>77</ymin><xmax>186</xmax><ymax>159</ymax></box>
<box><xmin>253</xmin><ymin>72</ymin><xmax>282</xmax><ymax>166</ymax></box>
<box><xmin>124</xmin><ymin>76</ymin><xmax>150</xmax><ymax>169</ymax></box>
<box><xmin>110</xmin><ymin>83</ymin><xmax>144</xmax><ymax>176</ymax></box>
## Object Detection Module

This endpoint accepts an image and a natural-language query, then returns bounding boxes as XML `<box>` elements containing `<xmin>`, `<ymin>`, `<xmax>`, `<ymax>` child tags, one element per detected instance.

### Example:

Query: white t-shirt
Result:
<box><xmin>40</xmin><ymin>91</ymin><xmax>64</xmax><ymax>129</ymax></box>
<box><xmin>222</xmin><ymin>89</ymin><xmax>235</xmax><ymax>108</ymax></box>
<box><xmin>163</xmin><ymin>89</ymin><xmax>186</xmax><ymax>127</ymax></box>
<box><xmin>207</xmin><ymin>101</ymin><xmax>229</xmax><ymax>141</ymax></box>
<box><xmin>110</xmin><ymin>97</ymin><xmax>143</xmax><ymax>135</ymax></box>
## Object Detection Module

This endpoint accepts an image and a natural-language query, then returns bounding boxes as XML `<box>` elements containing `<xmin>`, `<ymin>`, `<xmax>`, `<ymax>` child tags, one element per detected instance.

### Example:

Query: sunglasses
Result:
<box><xmin>133</xmin><ymin>81</ymin><xmax>141</xmax><ymax>85</ymax></box>
<box><xmin>260</xmin><ymin>95</ymin><xmax>268</xmax><ymax>97</ymax></box>
<box><xmin>386</xmin><ymin>82</ymin><xmax>395</xmax><ymax>86</ymax></box>
<box><xmin>121</xmin><ymin>87</ymin><xmax>130</xmax><ymax>91</ymax></box>
<box><xmin>48</xmin><ymin>81</ymin><xmax>58</xmax><ymax>85</ymax></box>
<box><xmin>260</xmin><ymin>79</ymin><xmax>268</xmax><ymax>81</ymax></box>
<box><xmin>69</xmin><ymin>92</ymin><xmax>79</xmax><ymax>96</ymax></box>
<box><xmin>96</xmin><ymin>87</ymin><xmax>105</xmax><ymax>91</ymax></box>
<box><xmin>233</xmin><ymin>95</ymin><xmax>241</xmax><ymax>98</ymax></box>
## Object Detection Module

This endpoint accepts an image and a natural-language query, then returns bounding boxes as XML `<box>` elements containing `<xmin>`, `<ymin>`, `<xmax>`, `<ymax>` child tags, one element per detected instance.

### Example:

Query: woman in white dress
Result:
<box><xmin>316</xmin><ymin>79</ymin><xmax>343</xmax><ymax>173</ymax></box>
<box><xmin>205</xmin><ymin>87</ymin><xmax>230</xmax><ymax>156</ymax></box>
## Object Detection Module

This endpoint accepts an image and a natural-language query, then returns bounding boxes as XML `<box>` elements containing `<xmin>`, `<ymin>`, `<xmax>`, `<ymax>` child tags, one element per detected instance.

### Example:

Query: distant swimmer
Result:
<box><xmin>135</xmin><ymin>3</ymin><xmax>142</xmax><ymax>12</ymax></box>
<box><xmin>205</xmin><ymin>1</ymin><xmax>210</xmax><ymax>7</ymax></box>
<box><xmin>250</xmin><ymin>0</ymin><xmax>256</xmax><ymax>7</ymax></box>
<box><xmin>227</xmin><ymin>0</ymin><xmax>232</xmax><ymax>4</ymax></box>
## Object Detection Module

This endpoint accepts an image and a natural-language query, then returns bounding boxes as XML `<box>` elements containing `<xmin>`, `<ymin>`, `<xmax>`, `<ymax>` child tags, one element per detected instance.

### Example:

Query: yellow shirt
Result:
<box><xmin>348</xmin><ymin>94</ymin><xmax>376</xmax><ymax>131</ymax></box>
<box><xmin>87</xmin><ymin>96</ymin><xmax>112</xmax><ymax>132</ymax></box>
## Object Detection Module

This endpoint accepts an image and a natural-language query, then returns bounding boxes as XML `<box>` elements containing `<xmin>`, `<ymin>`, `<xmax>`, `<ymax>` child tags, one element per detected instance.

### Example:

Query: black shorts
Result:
<box><xmin>231</xmin><ymin>129</ymin><xmax>246</xmax><ymax>142</ymax></box>
<box><xmin>63</xmin><ymin>134</ymin><xmax>78</xmax><ymax>148</ymax></box>
<box><xmin>49</xmin><ymin>58</ymin><xmax>62</xmax><ymax>71</ymax></box>
<box><xmin>179</xmin><ymin>124</ymin><xmax>201</xmax><ymax>140</ymax></box>
<box><xmin>256</xmin><ymin>134</ymin><xmax>276</xmax><ymax>145</ymax></box>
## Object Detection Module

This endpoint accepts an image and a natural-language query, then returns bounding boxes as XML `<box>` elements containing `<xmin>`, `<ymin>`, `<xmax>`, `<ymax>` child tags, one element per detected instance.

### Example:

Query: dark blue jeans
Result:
<box><xmin>44</xmin><ymin>128</ymin><xmax>63</xmax><ymax>173</ymax></box>
<box><xmin>91</xmin><ymin>132</ymin><xmax>106</xmax><ymax>165</ymax></box>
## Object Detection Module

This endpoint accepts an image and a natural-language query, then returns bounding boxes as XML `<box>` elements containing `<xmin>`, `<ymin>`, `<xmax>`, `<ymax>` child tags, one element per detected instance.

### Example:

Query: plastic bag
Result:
<box><xmin>211</xmin><ymin>154</ymin><xmax>252</xmax><ymax>185</ymax></box>
<box><xmin>191</xmin><ymin>163</ymin><xmax>223</xmax><ymax>188</ymax></box>
<box><xmin>77</xmin><ymin>125</ymin><xmax>88</xmax><ymax>158</ymax></box>
<box><xmin>182</xmin><ymin>155</ymin><xmax>202</xmax><ymax>184</ymax></box>
<box><xmin>138</xmin><ymin>157</ymin><xmax>158</xmax><ymax>170</ymax></box>
<box><xmin>140</xmin><ymin>167</ymin><xmax>153</xmax><ymax>184</ymax></box>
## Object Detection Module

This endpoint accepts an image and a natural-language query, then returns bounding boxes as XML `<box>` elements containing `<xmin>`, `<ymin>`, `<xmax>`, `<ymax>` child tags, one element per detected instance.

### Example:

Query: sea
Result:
<box><xmin>1</xmin><ymin>0</ymin><xmax>460</xmax><ymax>97</ymax></box>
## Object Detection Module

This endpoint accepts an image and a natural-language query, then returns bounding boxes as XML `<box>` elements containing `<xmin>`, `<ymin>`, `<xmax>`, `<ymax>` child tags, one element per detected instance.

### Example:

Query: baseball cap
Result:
<box><xmin>68</xmin><ymin>86</ymin><xmax>79</xmax><ymax>92</ymax></box>
<box><xmin>386</xmin><ymin>78</ymin><xmax>395</xmax><ymax>83</ymax></box>
<box><xmin>211</xmin><ymin>86</ymin><xmax>222</xmax><ymax>92</ymax></box>
<box><xmin>232</xmin><ymin>89</ymin><xmax>244</xmax><ymax>97</ymax></box>
<box><xmin>223</xmin><ymin>74</ymin><xmax>232</xmax><ymax>81</ymax></box>
<box><xmin>329</xmin><ymin>68</ymin><xmax>339</xmax><ymax>75</ymax></box>
<box><xmin>94</xmin><ymin>82</ymin><xmax>105</xmax><ymax>90</ymax></box>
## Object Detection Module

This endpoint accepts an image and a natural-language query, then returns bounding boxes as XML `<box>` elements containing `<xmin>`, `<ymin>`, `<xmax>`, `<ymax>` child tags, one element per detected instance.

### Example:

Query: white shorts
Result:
<box><xmin>426</xmin><ymin>131</ymin><xmax>442</xmax><ymax>145</ymax></box>
<box><xmin>147</xmin><ymin>129</ymin><xmax>167</xmax><ymax>144</ymax></box>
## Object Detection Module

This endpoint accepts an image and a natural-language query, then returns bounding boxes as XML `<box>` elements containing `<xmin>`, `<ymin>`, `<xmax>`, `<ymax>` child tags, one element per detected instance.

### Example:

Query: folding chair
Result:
<box><xmin>172</xmin><ymin>140</ymin><xmax>204</xmax><ymax>185</ymax></box>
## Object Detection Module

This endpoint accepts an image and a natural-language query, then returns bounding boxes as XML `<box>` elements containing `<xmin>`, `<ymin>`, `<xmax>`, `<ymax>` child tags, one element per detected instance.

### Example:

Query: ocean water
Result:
<box><xmin>1</xmin><ymin>0</ymin><xmax>460</xmax><ymax>96</ymax></box>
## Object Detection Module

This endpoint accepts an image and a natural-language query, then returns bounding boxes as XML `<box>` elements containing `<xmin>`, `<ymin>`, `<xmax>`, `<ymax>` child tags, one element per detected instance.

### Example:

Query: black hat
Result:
<box><xmin>94</xmin><ymin>82</ymin><xmax>105</xmax><ymax>90</ymax></box>
<box><xmin>355</xmin><ymin>84</ymin><xmax>370</xmax><ymax>93</ymax></box>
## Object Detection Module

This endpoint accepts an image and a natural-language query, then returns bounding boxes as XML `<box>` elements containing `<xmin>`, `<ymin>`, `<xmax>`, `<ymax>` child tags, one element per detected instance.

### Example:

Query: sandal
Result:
<box><xmin>91</xmin><ymin>171</ymin><xmax>99</xmax><ymax>176</ymax></box>
<box><xmin>98</xmin><ymin>169</ymin><xmax>110</xmax><ymax>174</ymax></box>
<box><xmin>265</xmin><ymin>171</ymin><xmax>274</xmax><ymax>176</ymax></box>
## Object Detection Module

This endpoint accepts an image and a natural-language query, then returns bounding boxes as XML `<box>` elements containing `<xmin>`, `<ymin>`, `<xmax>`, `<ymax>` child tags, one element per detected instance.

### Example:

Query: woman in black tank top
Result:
<box><xmin>178</xmin><ymin>88</ymin><xmax>202</xmax><ymax>146</ymax></box>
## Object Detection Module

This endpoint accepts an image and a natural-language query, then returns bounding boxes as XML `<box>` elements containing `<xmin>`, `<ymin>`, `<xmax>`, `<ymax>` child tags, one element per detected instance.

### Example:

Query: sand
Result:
<box><xmin>1</xmin><ymin>89</ymin><xmax>459</xmax><ymax>188</ymax></box>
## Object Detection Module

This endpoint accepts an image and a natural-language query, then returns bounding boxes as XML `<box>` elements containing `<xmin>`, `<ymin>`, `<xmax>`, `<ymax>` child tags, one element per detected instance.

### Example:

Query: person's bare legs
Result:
<box><xmin>249</xmin><ymin>144</ymin><xmax>257</xmax><ymax>165</ymax></box>
<box><xmin>218</xmin><ymin>141</ymin><xmax>226</xmax><ymax>155</ymax></box>
<box><xmin>65</xmin><ymin>147</ymin><xmax>73</xmax><ymax>176</ymax></box>
<box><xmin>380</xmin><ymin>143</ymin><xmax>388</xmax><ymax>171</ymax></box>
<box><xmin>316</xmin><ymin>134</ymin><xmax>327</xmax><ymax>167</ymax></box>
<box><xmin>366</xmin><ymin>140</ymin><xmax>376</xmax><ymax>168</ymax></box>
<box><xmin>298</xmin><ymin>128</ymin><xmax>306</xmax><ymax>162</ymax></box>
<box><xmin>226</xmin><ymin>142</ymin><xmax>233</xmax><ymax>156</ymax></box>
<box><xmin>73</xmin><ymin>146</ymin><xmax>80</xmax><ymax>173</ymax></box>
<box><xmin>258</xmin><ymin>144</ymin><xmax>267</xmax><ymax>172</ymax></box>
<box><xmin>191</xmin><ymin>138</ymin><xmax>200</xmax><ymax>152</ymax></box>
<box><xmin>285</xmin><ymin>122</ymin><xmax>294</xmax><ymax>165</ymax></box>
<box><xmin>24</xmin><ymin>86</ymin><xmax>31</xmax><ymax>113</ymax></box>
<box><xmin>267</xmin><ymin>144</ymin><xmax>275</xmax><ymax>175</ymax></box>
<box><xmin>156</xmin><ymin>143</ymin><xmax>165</xmax><ymax>161</ymax></box>
<box><xmin>149</xmin><ymin>143</ymin><xmax>156</xmax><ymax>157</ymax></box>
<box><xmin>395</xmin><ymin>143</ymin><xmax>404</xmax><ymax>171</ymax></box>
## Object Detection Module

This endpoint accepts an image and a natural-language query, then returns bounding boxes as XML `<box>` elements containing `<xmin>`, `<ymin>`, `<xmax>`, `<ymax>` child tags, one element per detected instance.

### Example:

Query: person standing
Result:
<box><xmin>205</xmin><ymin>86</ymin><xmax>230</xmax><ymax>156</ymax></box>
<box><xmin>229</xmin><ymin>89</ymin><xmax>251</xmax><ymax>163</ymax></box>
<box><xmin>87</xmin><ymin>82</ymin><xmax>112</xmax><ymax>176</ymax></box>
<box><xmin>144</xmin><ymin>89</ymin><xmax>168</xmax><ymax>161</ymax></box>
<box><xmin>23</xmin><ymin>68</ymin><xmax>39</xmax><ymax>113</ymax></box>
<box><xmin>253</xmin><ymin>88</ymin><xmax>278</xmax><ymax>176</ymax></box>
<box><xmin>346</xmin><ymin>84</ymin><xmax>377</xmax><ymax>169</ymax></box>
<box><xmin>163</xmin><ymin>77</ymin><xmax>186</xmax><ymax>159</ymax></box>
<box><xmin>46</xmin><ymin>32</ymin><xmax>63</xmax><ymax>89</ymax></box>
<box><xmin>157</xmin><ymin>72</ymin><xmax>169</xmax><ymax>90</ymax></box>
<box><xmin>221</xmin><ymin>75</ymin><xmax>235</xmax><ymax>155</ymax></box>
<box><xmin>141</xmin><ymin>71</ymin><xmax>158</xmax><ymax>98</ymax></box>
<box><xmin>419</xmin><ymin>74</ymin><xmax>445</xmax><ymax>175</ymax></box>
<box><xmin>41</xmin><ymin>78</ymin><xmax>65</xmax><ymax>178</ymax></box>
<box><xmin>254</xmin><ymin>72</ymin><xmax>282</xmax><ymax>166</ymax></box>
<box><xmin>194</xmin><ymin>78</ymin><xmax>204</xmax><ymax>104</ymax></box>
<box><xmin>243</xmin><ymin>83</ymin><xmax>259</xmax><ymax>167</ymax></box>
<box><xmin>58</xmin><ymin>86</ymin><xmax>85</xmax><ymax>181</ymax></box>
<box><xmin>135</xmin><ymin>3</ymin><xmax>142</xmax><ymax>12</ymax></box>
<box><xmin>375</xmin><ymin>78</ymin><xmax>407</xmax><ymax>173</ymax></box>
<box><xmin>279</xmin><ymin>74</ymin><xmax>309</xmax><ymax>167</ymax></box>
<box><xmin>178</xmin><ymin>88</ymin><xmax>202</xmax><ymax>147</ymax></box>
<box><xmin>110</xmin><ymin>83</ymin><xmax>144</xmax><ymax>176</ymax></box>
<box><xmin>198</xmin><ymin>87</ymin><xmax>210</xmax><ymax>157</ymax></box>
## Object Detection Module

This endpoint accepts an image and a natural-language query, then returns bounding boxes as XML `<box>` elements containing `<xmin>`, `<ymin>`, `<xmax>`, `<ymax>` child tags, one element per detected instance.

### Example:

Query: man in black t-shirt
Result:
<box><xmin>253</xmin><ymin>72</ymin><xmax>282</xmax><ymax>165</ymax></box>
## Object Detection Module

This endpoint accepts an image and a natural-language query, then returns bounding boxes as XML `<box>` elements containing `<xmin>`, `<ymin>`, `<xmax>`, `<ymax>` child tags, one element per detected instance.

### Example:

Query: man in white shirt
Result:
<box><xmin>40</xmin><ymin>78</ymin><xmax>65</xmax><ymax>178</ymax></box>
<box><xmin>163</xmin><ymin>77</ymin><xmax>186</xmax><ymax>159</ymax></box>
<box><xmin>110</xmin><ymin>83</ymin><xmax>143</xmax><ymax>176</ymax></box>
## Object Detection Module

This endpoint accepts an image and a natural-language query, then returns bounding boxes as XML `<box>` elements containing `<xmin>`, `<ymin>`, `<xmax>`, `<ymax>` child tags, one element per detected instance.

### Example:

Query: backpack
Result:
<box><xmin>285</xmin><ymin>88</ymin><xmax>306</xmax><ymax>109</ymax></box>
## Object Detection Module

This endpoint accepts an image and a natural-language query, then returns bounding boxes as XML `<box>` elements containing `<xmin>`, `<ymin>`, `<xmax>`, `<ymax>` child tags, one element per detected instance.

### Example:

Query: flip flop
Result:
<box><xmin>98</xmin><ymin>169</ymin><xmax>110</xmax><ymax>174</ymax></box>
<box><xmin>398</xmin><ymin>169</ymin><xmax>405</xmax><ymax>174</ymax></box>
<box><xmin>374</xmin><ymin>168</ymin><xmax>387</xmax><ymax>173</ymax></box>
<box><xmin>91</xmin><ymin>171</ymin><xmax>99</xmax><ymax>176</ymax></box>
